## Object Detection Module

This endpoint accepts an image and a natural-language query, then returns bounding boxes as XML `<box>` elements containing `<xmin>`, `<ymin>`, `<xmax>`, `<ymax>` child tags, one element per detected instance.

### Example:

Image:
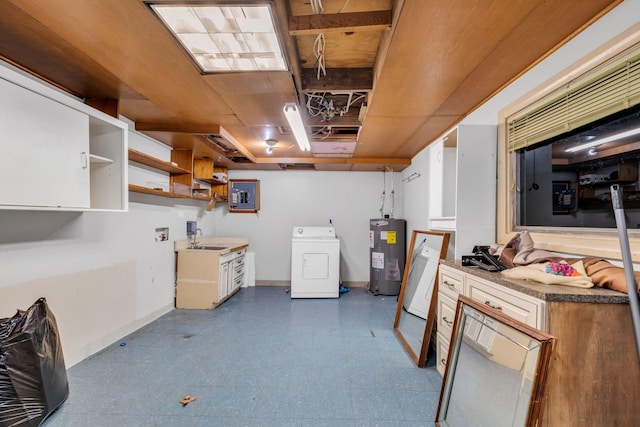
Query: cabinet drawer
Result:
<box><xmin>233</xmin><ymin>256</ymin><xmax>245</xmax><ymax>269</ymax></box>
<box><xmin>233</xmin><ymin>248</ymin><xmax>246</xmax><ymax>258</ymax></box>
<box><xmin>437</xmin><ymin>292</ymin><xmax>457</xmax><ymax>340</ymax></box>
<box><xmin>231</xmin><ymin>275</ymin><xmax>244</xmax><ymax>291</ymax></box>
<box><xmin>232</xmin><ymin>263</ymin><xmax>244</xmax><ymax>278</ymax></box>
<box><xmin>439</xmin><ymin>267</ymin><xmax>464</xmax><ymax>299</ymax></box>
<box><xmin>466</xmin><ymin>277</ymin><xmax>543</xmax><ymax>328</ymax></box>
<box><xmin>436</xmin><ymin>332</ymin><xmax>450</xmax><ymax>376</ymax></box>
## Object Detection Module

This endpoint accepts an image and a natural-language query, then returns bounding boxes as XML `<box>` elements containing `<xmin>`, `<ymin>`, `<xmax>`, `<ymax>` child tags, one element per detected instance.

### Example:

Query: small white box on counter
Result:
<box><xmin>212</xmin><ymin>172</ymin><xmax>228</xmax><ymax>182</ymax></box>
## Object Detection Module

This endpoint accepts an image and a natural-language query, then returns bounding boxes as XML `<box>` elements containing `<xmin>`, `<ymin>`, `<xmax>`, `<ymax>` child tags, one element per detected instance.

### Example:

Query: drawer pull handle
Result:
<box><xmin>443</xmin><ymin>280</ymin><xmax>455</xmax><ymax>289</ymax></box>
<box><xmin>442</xmin><ymin>317</ymin><xmax>453</xmax><ymax>326</ymax></box>
<box><xmin>440</xmin><ymin>358</ymin><xmax>447</xmax><ymax>366</ymax></box>
<box><xmin>484</xmin><ymin>300</ymin><xmax>502</xmax><ymax>311</ymax></box>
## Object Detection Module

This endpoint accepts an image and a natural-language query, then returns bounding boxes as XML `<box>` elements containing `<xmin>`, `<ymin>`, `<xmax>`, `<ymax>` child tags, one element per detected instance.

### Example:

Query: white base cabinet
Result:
<box><xmin>436</xmin><ymin>263</ymin><xmax>545</xmax><ymax>376</ymax></box>
<box><xmin>0</xmin><ymin>61</ymin><xmax>127</xmax><ymax>211</ymax></box>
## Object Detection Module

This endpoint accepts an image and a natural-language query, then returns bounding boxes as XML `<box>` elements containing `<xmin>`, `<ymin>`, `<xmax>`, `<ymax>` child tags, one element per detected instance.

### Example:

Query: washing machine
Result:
<box><xmin>291</xmin><ymin>226</ymin><xmax>340</xmax><ymax>298</ymax></box>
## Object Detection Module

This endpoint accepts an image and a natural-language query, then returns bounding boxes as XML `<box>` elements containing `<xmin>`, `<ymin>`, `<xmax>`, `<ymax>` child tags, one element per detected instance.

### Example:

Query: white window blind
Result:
<box><xmin>507</xmin><ymin>46</ymin><xmax>640</xmax><ymax>152</ymax></box>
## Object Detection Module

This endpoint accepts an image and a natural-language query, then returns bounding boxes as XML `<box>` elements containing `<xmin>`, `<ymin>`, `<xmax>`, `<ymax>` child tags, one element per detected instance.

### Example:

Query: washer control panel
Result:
<box><xmin>292</xmin><ymin>226</ymin><xmax>336</xmax><ymax>239</ymax></box>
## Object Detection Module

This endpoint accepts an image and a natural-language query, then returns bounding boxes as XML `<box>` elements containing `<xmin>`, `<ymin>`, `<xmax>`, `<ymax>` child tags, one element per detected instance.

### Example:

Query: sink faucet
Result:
<box><xmin>190</xmin><ymin>228</ymin><xmax>202</xmax><ymax>248</ymax></box>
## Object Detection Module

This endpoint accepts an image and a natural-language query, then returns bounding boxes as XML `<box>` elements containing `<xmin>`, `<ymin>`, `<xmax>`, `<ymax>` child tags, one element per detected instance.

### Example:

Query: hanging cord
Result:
<box><xmin>387</xmin><ymin>166</ymin><xmax>395</xmax><ymax>218</ymax></box>
<box><xmin>306</xmin><ymin>92</ymin><xmax>327</xmax><ymax>117</ymax></box>
<box><xmin>310</xmin><ymin>0</ymin><xmax>324</xmax><ymax>14</ymax></box>
<box><xmin>337</xmin><ymin>0</ymin><xmax>351</xmax><ymax>13</ymax></box>
<box><xmin>313</xmin><ymin>33</ymin><xmax>326</xmax><ymax>79</ymax></box>
<box><xmin>380</xmin><ymin>168</ymin><xmax>386</xmax><ymax>217</ymax></box>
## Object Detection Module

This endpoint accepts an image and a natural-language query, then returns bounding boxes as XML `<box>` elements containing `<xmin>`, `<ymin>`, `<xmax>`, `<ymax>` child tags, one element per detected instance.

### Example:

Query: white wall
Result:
<box><xmin>213</xmin><ymin>169</ymin><xmax>402</xmax><ymax>284</ymax></box>
<box><xmin>399</xmin><ymin>147</ymin><xmax>431</xmax><ymax>256</ymax></box>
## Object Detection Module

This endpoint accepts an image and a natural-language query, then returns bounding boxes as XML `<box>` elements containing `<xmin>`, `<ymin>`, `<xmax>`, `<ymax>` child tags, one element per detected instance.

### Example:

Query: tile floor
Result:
<box><xmin>44</xmin><ymin>286</ymin><xmax>443</xmax><ymax>427</ymax></box>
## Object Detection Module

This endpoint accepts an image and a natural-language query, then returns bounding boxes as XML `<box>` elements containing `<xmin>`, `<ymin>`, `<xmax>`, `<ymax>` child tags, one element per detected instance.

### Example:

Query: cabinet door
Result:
<box><xmin>0</xmin><ymin>77</ymin><xmax>90</xmax><ymax>208</ymax></box>
<box><xmin>219</xmin><ymin>262</ymin><xmax>229</xmax><ymax>301</ymax></box>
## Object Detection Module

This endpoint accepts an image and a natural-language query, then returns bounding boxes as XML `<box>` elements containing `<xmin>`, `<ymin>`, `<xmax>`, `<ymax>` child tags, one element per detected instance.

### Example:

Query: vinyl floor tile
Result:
<box><xmin>44</xmin><ymin>287</ymin><xmax>442</xmax><ymax>426</ymax></box>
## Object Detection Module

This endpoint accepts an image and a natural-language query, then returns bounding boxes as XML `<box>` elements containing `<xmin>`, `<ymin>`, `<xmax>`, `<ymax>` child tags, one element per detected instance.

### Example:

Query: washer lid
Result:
<box><xmin>292</xmin><ymin>226</ymin><xmax>336</xmax><ymax>239</ymax></box>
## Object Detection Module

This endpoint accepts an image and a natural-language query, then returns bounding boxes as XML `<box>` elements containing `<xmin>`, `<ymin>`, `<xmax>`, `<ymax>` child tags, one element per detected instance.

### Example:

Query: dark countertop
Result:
<box><xmin>440</xmin><ymin>259</ymin><xmax>630</xmax><ymax>304</ymax></box>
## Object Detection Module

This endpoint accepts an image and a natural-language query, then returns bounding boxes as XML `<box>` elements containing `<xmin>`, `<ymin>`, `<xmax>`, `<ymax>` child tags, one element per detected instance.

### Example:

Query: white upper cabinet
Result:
<box><xmin>0</xmin><ymin>62</ymin><xmax>127</xmax><ymax>211</ymax></box>
<box><xmin>428</xmin><ymin>125</ymin><xmax>497</xmax><ymax>258</ymax></box>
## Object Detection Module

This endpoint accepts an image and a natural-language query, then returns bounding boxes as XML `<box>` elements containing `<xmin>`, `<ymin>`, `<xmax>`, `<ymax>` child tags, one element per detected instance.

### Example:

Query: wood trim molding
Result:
<box><xmin>301</xmin><ymin>67</ymin><xmax>373</xmax><ymax>92</ymax></box>
<box><xmin>289</xmin><ymin>10</ymin><xmax>392</xmax><ymax>36</ymax></box>
<box><xmin>254</xmin><ymin>156</ymin><xmax>411</xmax><ymax>165</ymax></box>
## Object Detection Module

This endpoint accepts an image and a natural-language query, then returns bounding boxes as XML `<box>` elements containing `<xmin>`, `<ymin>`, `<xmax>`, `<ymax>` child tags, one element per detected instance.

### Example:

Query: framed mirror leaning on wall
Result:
<box><xmin>393</xmin><ymin>230</ymin><xmax>450</xmax><ymax>367</ymax></box>
<box><xmin>436</xmin><ymin>296</ymin><xmax>555</xmax><ymax>427</ymax></box>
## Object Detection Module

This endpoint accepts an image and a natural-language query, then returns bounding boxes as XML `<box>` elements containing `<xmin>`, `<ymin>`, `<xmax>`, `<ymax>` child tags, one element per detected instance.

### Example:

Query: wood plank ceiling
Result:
<box><xmin>0</xmin><ymin>0</ymin><xmax>622</xmax><ymax>171</ymax></box>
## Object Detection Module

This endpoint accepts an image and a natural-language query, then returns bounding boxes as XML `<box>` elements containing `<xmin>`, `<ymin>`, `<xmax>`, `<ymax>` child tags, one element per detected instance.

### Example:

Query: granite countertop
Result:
<box><xmin>174</xmin><ymin>237</ymin><xmax>249</xmax><ymax>253</ymax></box>
<box><xmin>440</xmin><ymin>259</ymin><xmax>630</xmax><ymax>304</ymax></box>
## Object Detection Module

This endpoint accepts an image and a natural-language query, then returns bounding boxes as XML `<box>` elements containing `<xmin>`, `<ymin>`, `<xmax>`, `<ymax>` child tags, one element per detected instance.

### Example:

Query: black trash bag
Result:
<box><xmin>0</xmin><ymin>298</ymin><xmax>69</xmax><ymax>427</ymax></box>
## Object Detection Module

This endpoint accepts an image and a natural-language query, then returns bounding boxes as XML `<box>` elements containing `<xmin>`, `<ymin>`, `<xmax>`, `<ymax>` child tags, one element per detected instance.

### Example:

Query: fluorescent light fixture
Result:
<box><xmin>150</xmin><ymin>4</ymin><xmax>287</xmax><ymax>72</ymax></box>
<box><xmin>283</xmin><ymin>103</ymin><xmax>310</xmax><ymax>151</ymax></box>
<box><xmin>565</xmin><ymin>127</ymin><xmax>640</xmax><ymax>153</ymax></box>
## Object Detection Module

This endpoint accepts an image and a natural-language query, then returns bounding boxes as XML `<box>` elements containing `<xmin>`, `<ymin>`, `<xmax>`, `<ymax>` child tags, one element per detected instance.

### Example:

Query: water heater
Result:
<box><xmin>369</xmin><ymin>218</ymin><xmax>406</xmax><ymax>296</ymax></box>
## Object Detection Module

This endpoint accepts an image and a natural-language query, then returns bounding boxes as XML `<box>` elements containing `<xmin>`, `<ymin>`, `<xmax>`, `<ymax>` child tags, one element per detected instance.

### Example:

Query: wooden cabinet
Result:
<box><xmin>428</xmin><ymin>125</ymin><xmax>496</xmax><ymax>259</ymax></box>
<box><xmin>128</xmin><ymin>148</ymin><xmax>228</xmax><ymax>206</ymax></box>
<box><xmin>128</xmin><ymin>148</ymin><xmax>202</xmax><ymax>199</ymax></box>
<box><xmin>193</xmin><ymin>159</ymin><xmax>228</xmax><ymax>201</ymax></box>
<box><xmin>0</xmin><ymin>62</ymin><xmax>127</xmax><ymax>211</ymax></box>
<box><xmin>169</xmin><ymin>149</ymin><xmax>194</xmax><ymax>197</ymax></box>
<box><xmin>437</xmin><ymin>262</ymin><xmax>640</xmax><ymax>427</ymax></box>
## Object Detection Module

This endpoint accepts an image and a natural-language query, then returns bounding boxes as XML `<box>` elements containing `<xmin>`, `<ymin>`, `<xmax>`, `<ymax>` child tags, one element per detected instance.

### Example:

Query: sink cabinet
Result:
<box><xmin>176</xmin><ymin>246</ymin><xmax>246</xmax><ymax>309</ymax></box>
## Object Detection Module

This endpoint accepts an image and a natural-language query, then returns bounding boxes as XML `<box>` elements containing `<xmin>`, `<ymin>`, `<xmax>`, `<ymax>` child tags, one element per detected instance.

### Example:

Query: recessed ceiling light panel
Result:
<box><xmin>149</xmin><ymin>3</ymin><xmax>287</xmax><ymax>73</ymax></box>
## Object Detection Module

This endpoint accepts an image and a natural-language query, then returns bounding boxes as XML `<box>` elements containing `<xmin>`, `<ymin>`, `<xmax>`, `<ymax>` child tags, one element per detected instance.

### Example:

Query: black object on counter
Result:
<box><xmin>461</xmin><ymin>245</ymin><xmax>508</xmax><ymax>272</ymax></box>
<box><xmin>0</xmin><ymin>297</ymin><xmax>69</xmax><ymax>427</ymax></box>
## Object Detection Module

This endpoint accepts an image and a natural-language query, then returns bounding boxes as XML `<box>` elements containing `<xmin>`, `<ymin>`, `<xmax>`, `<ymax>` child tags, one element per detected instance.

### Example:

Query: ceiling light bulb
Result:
<box><xmin>266</xmin><ymin>146</ymin><xmax>273</xmax><ymax>154</ymax></box>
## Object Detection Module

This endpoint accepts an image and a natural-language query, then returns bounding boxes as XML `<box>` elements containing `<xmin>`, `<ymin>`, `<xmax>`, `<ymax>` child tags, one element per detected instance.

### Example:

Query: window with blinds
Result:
<box><xmin>507</xmin><ymin>47</ymin><xmax>640</xmax><ymax>152</ymax></box>
<box><xmin>508</xmin><ymin>41</ymin><xmax>640</xmax><ymax>230</ymax></box>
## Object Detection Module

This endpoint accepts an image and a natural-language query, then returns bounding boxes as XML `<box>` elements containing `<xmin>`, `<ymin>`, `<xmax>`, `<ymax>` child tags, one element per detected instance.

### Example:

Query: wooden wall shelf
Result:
<box><xmin>128</xmin><ymin>148</ymin><xmax>227</xmax><ymax>210</ymax></box>
<box><xmin>128</xmin><ymin>148</ymin><xmax>190</xmax><ymax>174</ymax></box>
<box><xmin>128</xmin><ymin>184</ymin><xmax>212</xmax><ymax>201</ymax></box>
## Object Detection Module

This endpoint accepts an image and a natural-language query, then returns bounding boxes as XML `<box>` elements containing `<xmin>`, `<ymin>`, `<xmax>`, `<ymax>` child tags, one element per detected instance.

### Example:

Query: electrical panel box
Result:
<box><xmin>229</xmin><ymin>179</ymin><xmax>260</xmax><ymax>213</ymax></box>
